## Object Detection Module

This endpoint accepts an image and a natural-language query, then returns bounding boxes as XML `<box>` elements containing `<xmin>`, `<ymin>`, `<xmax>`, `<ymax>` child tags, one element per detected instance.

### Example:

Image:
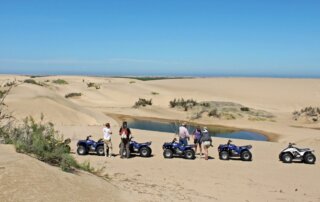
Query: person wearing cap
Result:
<box><xmin>200</xmin><ymin>127</ymin><xmax>213</xmax><ymax>160</ymax></box>
<box><xmin>178</xmin><ymin>122</ymin><xmax>190</xmax><ymax>146</ymax></box>
<box><xmin>119</xmin><ymin>121</ymin><xmax>132</xmax><ymax>158</ymax></box>
<box><xmin>103</xmin><ymin>123</ymin><xmax>113</xmax><ymax>157</ymax></box>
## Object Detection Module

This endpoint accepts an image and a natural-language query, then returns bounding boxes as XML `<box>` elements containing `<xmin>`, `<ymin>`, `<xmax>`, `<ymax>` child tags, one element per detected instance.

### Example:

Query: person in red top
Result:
<box><xmin>119</xmin><ymin>121</ymin><xmax>132</xmax><ymax>158</ymax></box>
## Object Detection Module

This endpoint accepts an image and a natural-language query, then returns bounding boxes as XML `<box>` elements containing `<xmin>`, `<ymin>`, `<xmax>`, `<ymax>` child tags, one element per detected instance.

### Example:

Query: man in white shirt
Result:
<box><xmin>178</xmin><ymin>122</ymin><xmax>190</xmax><ymax>146</ymax></box>
<box><xmin>103</xmin><ymin>123</ymin><xmax>113</xmax><ymax>157</ymax></box>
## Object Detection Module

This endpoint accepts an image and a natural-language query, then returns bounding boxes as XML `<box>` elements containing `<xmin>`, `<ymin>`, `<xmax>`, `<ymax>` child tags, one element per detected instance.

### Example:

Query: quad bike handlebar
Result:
<box><xmin>227</xmin><ymin>140</ymin><xmax>232</xmax><ymax>145</ymax></box>
<box><xmin>172</xmin><ymin>138</ymin><xmax>177</xmax><ymax>143</ymax></box>
<box><xmin>288</xmin><ymin>142</ymin><xmax>296</xmax><ymax>147</ymax></box>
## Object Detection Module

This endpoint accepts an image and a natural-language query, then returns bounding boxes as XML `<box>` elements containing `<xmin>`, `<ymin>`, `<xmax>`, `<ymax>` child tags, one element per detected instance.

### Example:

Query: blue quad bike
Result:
<box><xmin>77</xmin><ymin>135</ymin><xmax>105</xmax><ymax>156</ymax></box>
<box><xmin>162</xmin><ymin>138</ymin><xmax>196</xmax><ymax>160</ymax></box>
<box><xmin>119</xmin><ymin>138</ymin><xmax>152</xmax><ymax>157</ymax></box>
<box><xmin>218</xmin><ymin>140</ymin><xmax>253</xmax><ymax>161</ymax></box>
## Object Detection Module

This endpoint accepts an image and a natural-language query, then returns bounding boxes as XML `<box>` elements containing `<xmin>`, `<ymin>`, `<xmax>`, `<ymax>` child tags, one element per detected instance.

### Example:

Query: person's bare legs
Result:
<box><xmin>204</xmin><ymin>146</ymin><xmax>208</xmax><ymax>160</ymax></box>
<box><xmin>104</xmin><ymin>141</ymin><xmax>108</xmax><ymax>157</ymax></box>
<box><xmin>199</xmin><ymin>144</ymin><xmax>203</xmax><ymax>157</ymax></box>
<box><xmin>108</xmin><ymin>141</ymin><xmax>113</xmax><ymax>157</ymax></box>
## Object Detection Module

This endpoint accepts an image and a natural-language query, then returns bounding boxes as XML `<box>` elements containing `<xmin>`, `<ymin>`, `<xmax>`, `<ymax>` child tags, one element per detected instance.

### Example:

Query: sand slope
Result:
<box><xmin>1</xmin><ymin>75</ymin><xmax>320</xmax><ymax>202</ymax></box>
<box><xmin>0</xmin><ymin>145</ymin><xmax>127</xmax><ymax>202</ymax></box>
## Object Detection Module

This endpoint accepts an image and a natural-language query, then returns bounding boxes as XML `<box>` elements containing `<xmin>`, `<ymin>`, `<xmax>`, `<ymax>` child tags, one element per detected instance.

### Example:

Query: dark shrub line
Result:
<box><xmin>65</xmin><ymin>93</ymin><xmax>82</xmax><ymax>98</ymax></box>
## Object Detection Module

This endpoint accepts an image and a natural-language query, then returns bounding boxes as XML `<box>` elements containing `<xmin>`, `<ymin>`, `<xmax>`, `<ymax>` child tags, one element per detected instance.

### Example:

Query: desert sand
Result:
<box><xmin>1</xmin><ymin>75</ymin><xmax>320</xmax><ymax>202</ymax></box>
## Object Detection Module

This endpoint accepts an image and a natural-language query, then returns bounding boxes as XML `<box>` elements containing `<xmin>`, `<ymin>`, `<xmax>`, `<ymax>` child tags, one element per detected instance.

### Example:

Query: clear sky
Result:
<box><xmin>0</xmin><ymin>0</ymin><xmax>319</xmax><ymax>77</ymax></box>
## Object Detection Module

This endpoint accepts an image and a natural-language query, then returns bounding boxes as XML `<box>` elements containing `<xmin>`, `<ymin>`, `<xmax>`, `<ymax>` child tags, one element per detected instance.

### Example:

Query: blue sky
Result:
<box><xmin>0</xmin><ymin>0</ymin><xmax>319</xmax><ymax>77</ymax></box>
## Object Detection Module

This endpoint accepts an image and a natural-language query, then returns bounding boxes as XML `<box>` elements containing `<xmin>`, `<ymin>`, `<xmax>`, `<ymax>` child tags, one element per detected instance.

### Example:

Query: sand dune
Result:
<box><xmin>0</xmin><ymin>144</ymin><xmax>127</xmax><ymax>202</ymax></box>
<box><xmin>1</xmin><ymin>75</ymin><xmax>320</xmax><ymax>201</ymax></box>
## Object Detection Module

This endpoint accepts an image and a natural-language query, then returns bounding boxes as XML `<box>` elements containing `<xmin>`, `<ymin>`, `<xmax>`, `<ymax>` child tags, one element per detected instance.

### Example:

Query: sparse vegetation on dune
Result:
<box><xmin>24</xmin><ymin>79</ymin><xmax>44</xmax><ymax>86</ymax></box>
<box><xmin>0</xmin><ymin>90</ymin><xmax>7</xmax><ymax>99</ymax></box>
<box><xmin>0</xmin><ymin>87</ymin><xmax>14</xmax><ymax>143</ymax></box>
<box><xmin>0</xmin><ymin>87</ymin><xmax>95</xmax><ymax>173</ymax></box>
<box><xmin>52</xmin><ymin>79</ymin><xmax>68</xmax><ymax>85</ymax></box>
<box><xmin>3</xmin><ymin>116</ymin><xmax>94</xmax><ymax>172</ymax></box>
<box><xmin>208</xmin><ymin>108</ymin><xmax>220</xmax><ymax>118</ymax></box>
<box><xmin>169</xmin><ymin>98</ymin><xmax>198</xmax><ymax>111</ymax></box>
<box><xmin>65</xmin><ymin>92</ymin><xmax>82</xmax><ymax>98</ymax></box>
<box><xmin>4</xmin><ymin>81</ymin><xmax>16</xmax><ymax>87</ymax></box>
<box><xmin>293</xmin><ymin>106</ymin><xmax>320</xmax><ymax>122</ymax></box>
<box><xmin>133</xmin><ymin>98</ymin><xmax>152</xmax><ymax>108</ymax></box>
<box><xmin>170</xmin><ymin>98</ymin><xmax>274</xmax><ymax>121</ymax></box>
<box><xmin>87</xmin><ymin>82</ymin><xmax>100</xmax><ymax>89</ymax></box>
<box><xmin>117</xmin><ymin>76</ymin><xmax>188</xmax><ymax>81</ymax></box>
<box><xmin>151</xmin><ymin>91</ymin><xmax>159</xmax><ymax>95</ymax></box>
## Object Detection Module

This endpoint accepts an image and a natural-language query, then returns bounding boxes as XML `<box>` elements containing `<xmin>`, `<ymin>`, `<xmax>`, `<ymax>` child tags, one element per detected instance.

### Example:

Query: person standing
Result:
<box><xmin>193</xmin><ymin>125</ymin><xmax>203</xmax><ymax>157</ymax></box>
<box><xmin>119</xmin><ymin>121</ymin><xmax>132</xmax><ymax>158</ymax></box>
<box><xmin>200</xmin><ymin>127</ymin><xmax>213</xmax><ymax>160</ymax></box>
<box><xmin>178</xmin><ymin>122</ymin><xmax>190</xmax><ymax>146</ymax></box>
<box><xmin>103</xmin><ymin>123</ymin><xmax>113</xmax><ymax>157</ymax></box>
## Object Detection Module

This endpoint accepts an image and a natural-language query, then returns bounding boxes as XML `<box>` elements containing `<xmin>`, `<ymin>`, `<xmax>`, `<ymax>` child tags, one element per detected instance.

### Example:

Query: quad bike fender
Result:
<box><xmin>77</xmin><ymin>141</ymin><xmax>87</xmax><ymax>147</ymax></box>
<box><xmin>303</xmin><ymin>151</ymin><xmax>314</xmax><ymax>156</ymax></box>
<box><xmin>162</xmin><ymin>144</ymin><xmax>173</xmax><ymax>149</ymax></box>
<box><xmin>240</xmin><ymin>149</ymin><xmax>251</xmax><ymax>153</ymax></box>
<box><xmin>218</xmin><ymin>147</ymin><xmax>229</xmax><ymax>152</ymax></box>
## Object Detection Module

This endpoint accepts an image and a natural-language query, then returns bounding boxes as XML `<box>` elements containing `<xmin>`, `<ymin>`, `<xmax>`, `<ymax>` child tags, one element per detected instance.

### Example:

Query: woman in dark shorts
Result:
<box><xmin>193</xmin><ymin>125</ymin><xmax>203</xmax><ymax>157</ymax></box>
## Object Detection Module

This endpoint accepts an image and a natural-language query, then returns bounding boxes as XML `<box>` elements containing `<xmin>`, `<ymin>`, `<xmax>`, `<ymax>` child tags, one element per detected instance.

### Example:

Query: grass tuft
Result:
<box><xmin>52</xmin><ymin>79</ymin><xmax>68</xmax><ymax>85</ymax></box>
<box><xmin>65</xmin><ymin>92</ymin><xmax>82</xmax><ymax>98</ymax></box>
<box><xmin>133</xmin><ymin>98</ymin><xmax>152</xmax><ymax>108</ymax></box>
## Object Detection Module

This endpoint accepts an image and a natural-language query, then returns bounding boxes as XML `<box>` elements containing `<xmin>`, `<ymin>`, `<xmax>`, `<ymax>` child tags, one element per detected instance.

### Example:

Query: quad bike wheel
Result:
<box><xmin>77</xmin><ymin>145</ymin><xmax>87</xmax><ymax>155</ymax></box>
<box><xmin>304</xmin><ymin>153</ymin><xmax>316</xmax><ymax>164</ymax></box>
<box><xmin>96</xmin><ymin>145</ymin><xmax>105</xmax><ymax>156</ymax></box>
<box><xmin>282</xmin><ymin>153</ymin><xmax>293</xmax><ymax>163</ymax></box>
<box><xmin>240</xmin><ymin>150</ymin><xmax>252</xmax><ymax>161</ymax></box>
<box><xmin>140</xmin><ymin>147</ymin><xmax>152</xmax><ymax>157</ymax></box>
<box><xmin>279</xmin><ymin>153</ymin><xmax>284</xmax><ymax>161</ymax></box>
<box><xmin>163</xmin><ymin>149</ymin><xmax>173</xmax><ymax>158</ymax></box>
<box><xmin>219</xmin><ymin>151</ymin><xmax>229</xmax><ymax>160</ymax></box>
<box><xmin>184</xmin><ymin>149</ymin><xmax>195</xmax><ymax>160</ymax></box>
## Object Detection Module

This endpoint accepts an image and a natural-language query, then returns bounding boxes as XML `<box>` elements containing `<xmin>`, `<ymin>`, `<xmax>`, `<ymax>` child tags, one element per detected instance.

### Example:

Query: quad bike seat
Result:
<box><xmin>296</xmin><ymin>148</ymin><xmax>310</xmax><ymax>152</ymax></box>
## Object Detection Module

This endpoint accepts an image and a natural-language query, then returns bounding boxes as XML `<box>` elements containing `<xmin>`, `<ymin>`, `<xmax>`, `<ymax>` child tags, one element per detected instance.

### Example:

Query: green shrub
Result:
<box><xmin>24</xmin><ymin>79</ymin><xmax>43</xmax><ymax>86</ymax></box>
<box><xmin>169</xmin><ymin>98</ymin><xmax>198</xmax><ymax>111</ymax></box>
<box><xmin>65</xmin><ymin>92</ymin><xmax>82</xmax><ymax>98</ymax></box>
<box><xmin>220</xmin><ymin>112</ymin><xmax>236</xmax><ymax>120</ymax></box>
<box><xmin>4</xmin><ymin>81</ymin><xmax>16</xmax><ymax>87</ymax></box>
<box><xmin>52</xmin><ymin>79</ymin><xmax>68</xmax><ymax>85</ymax></box>
<box><xmin>0</xmin><ymin>90</ymin><xmax>7</xmax><ymax>99</ymax></box>
<box><xmin>240</xmin><ymin>107</ymin><xmax>250</xmax><ymax>111</ymax></box>
<box><xmin>87</xmin><ymin>82</ymin><xmax>100</xmax><ymax>89</ymax></box>
<box><xmin>9</xmin><ymin>117</ymin><xmax>79</xmax><ymax>172</ymax></box>
<box><xmin>129</xmin><ymin>81</ymin><xmax>136</xmax><ymax>84</ymax></box>
<box><xmin>133</xmin><ymin>98</ymin><xmax>152</xmax><ymax>108</ymax></box>
<box><xmin>78</xmin><ymin>160</ymin><xmax>95</xmax><ymax>173</ymax></box>
<box><xmin>208</xmin><ymin>108</ymin><xmax>220</xmax><ymax>118</ymax></box>
<box><xmin>200</xmin><ymin>102</ymin><xmax>210</xmax><ymax>107</ymax></box>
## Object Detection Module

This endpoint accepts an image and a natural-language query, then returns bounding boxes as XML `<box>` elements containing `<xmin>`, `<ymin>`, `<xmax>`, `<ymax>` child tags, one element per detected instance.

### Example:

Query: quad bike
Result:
<box><xmin>76</xmin><ymin>135</ymin><xmax>105</xmax><ymax>156</ymax></box>
<box><xmin>162</xmin><ymin>138</ymin><xmax>195</xmax><ymax>160</ymax></box>
<box><xmin>279</xmin><ymin>143</ymin><xmax>316</xmax><ymax>164</ymax></box>
<box><xmin>119</xmin><ymin>138</ymin><xmax>152</xmax><ymax>157</ymax></box>
<box><xmin>218</xmin><ymin>140</ymin><xmax>252</xmax><ymax>161</ymax></box>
